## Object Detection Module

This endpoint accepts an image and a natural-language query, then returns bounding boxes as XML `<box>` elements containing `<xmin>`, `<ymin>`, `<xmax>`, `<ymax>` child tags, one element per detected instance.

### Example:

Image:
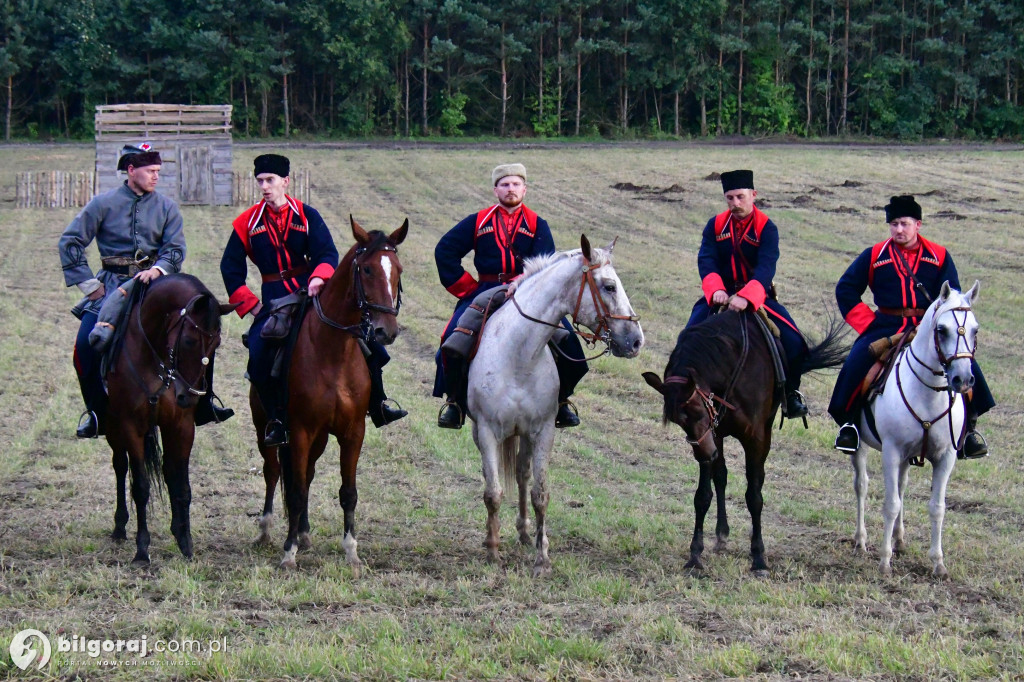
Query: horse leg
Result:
<box><xmin>127</xmin><ymin>448</ymin><xmax>152</xmax><ymax>566</ymax></box>
<box><xmin>516</xmin><ymin>440</ymin><xmax>533</xmax><ymax>547</ymax></box>
<box><xmin>685</xmin><ymin>461</ymin><xmax>713</xmax><ymax>571</ymax></box>
<box><xmin>893</xmin><ymin>461</ymin><xmax>911</xmax><ymax>554</ymax></box>
<box><xmin>851</xmin><ymin>447</ymin><xmax>869</xmax><ymax>553</ymax></box>
<box><xmin>527</xmin><ymin>428</ymin><xmax>555</xmax><ymax>578</ymax></box>
<box><xmin>161</xmin><ymin>425</ymin><xmax>195</xmax><ymax>560</ymax></box>
<box><xmin>878</xmin><ymin>445</ymin><xmax>904</xmax><ymax>575</ymax></box>
<box><xmin>927</xmin><ymin>451</ymin><xmax>955</xmax><ymax>579</ymax></box>
<box><xmin>336</xmin><ymin>435</ymin><xmax>362</xmax><ymax>576</ymax></box>
<box><xmin>744</xmin><ymin>453</ymin><xmax>769</xmax><ymax>576</ymax></box>
<box><xmin>255</xmin><ymin>441</ymin><xmax>279</xmax><ymax>546</ymax></box>
<box><xmin>300</xmin><ymin>435</ymin><xmax>326</xmax><ymax>552</ymax></box>
<box><xmin>278</xmin><ymin>440</ymin><xmax>308</xmax><ymax>570</ymax></box>
<box><xmin>711</xmin><ymin>450</ymin><xmax>730</xmax><ymax>551</ymax></box>
<box><xmin>110</xmin><ymin>446</ymin><xmax>130</xmax><ymax>542</ymax></box>
<box><xmin>473</xmin><ymin>422</ymin><xmax>503</xmax><ymax>563</ymax></box>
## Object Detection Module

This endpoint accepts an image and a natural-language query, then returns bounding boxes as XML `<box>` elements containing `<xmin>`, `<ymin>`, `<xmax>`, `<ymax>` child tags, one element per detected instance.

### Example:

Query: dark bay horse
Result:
<box><xmin>254</xmin><ymin>217</ymin><xmax>407</xmax><ymax>571</ymax></box>
<box><xmin>643</xmin><ymin>309</ymin><xmax>846</xmax><ymax>575</ymax></box>
<box><xmin>105</xmin><ymin>274</ymin><xmax>236</xmax><ymax>565</ymax></box>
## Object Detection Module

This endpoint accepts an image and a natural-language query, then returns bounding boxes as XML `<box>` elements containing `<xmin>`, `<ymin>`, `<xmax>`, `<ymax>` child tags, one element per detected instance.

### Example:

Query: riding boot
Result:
<box><xmin>74</xmin><ymin>331</ymin><xmax>107</xmax><ymax>438</ymax></box>
<box><xmin>365</xmin><ymin>344</ymin><xmax>407</xmax><ymax>428</ymax></box>
<box><xmin>959</xmin><ymin>407</ymin><xmax>988</xmax><ymax>459</ymax></box>
<box><xmin>437</xmin><ymin>352</ymin><xmax>467</xmax><ymax>429</ymax></box>
<box><xmin>553</xmin><ymin>331</ymin><xmax>587</xmax><ymax>428</ymax></box>
<box><xmin>835</xmin><ymin>422</ymin><xmax>860</xmax><ymax>453</ymax></box>
<box><xmin>782</xmin><ymin>352</ymin><xmax>808</xmax><ymax>418</ymax></box>
<box><xmin>255</xmin><ymin>380</ymin><xmax>288</xmax><ymax>447</ymax></box>
<box><xmin>194</xmin><ymin>355</ymin><xmax>234</xmax><ymax>426</ymax></box>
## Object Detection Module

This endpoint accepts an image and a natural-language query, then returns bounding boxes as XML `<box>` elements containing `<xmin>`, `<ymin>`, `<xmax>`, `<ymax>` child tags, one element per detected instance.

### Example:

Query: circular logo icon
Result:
<box><xmin>9</xmin><ymin>629</ymin><xmax>51</xmax><ymax>670</ymax></box>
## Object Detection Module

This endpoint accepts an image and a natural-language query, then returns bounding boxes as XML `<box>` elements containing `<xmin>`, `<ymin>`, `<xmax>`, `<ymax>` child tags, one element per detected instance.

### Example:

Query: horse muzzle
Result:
<box><xmin>950</xmin><ymin>371</ymin><xmax>975</xmax><ymax>394</ymax></box>
<box><xmin>608</xmin><ymin>322</ymin><xmax>644</xmax><ymax>358</ymax></box>
<box><xmin>373</xmin><ymin>320</ymin><xmax>400</xmax><ymax>345</ymax></box>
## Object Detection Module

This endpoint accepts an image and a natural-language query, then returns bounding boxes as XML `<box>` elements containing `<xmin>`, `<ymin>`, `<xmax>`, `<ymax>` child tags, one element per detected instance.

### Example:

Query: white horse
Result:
<box><xmin>851</xmin><ymin>280</ymin><xmax>980</xmax><ymax>578</ymax></box>
<box><xmin>467</xmin><ymin>235</ymin><xmax>644</xmax><ymax>577</ymax></box>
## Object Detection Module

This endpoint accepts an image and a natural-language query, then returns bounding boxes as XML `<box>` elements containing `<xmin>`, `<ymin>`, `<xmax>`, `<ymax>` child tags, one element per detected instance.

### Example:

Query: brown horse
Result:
<box><xmin>643</xmin><ymin>309</ymin><xmax>846</xmax><ymax>575</ymax></box>
<box><xmin>105</xmin><ymin>274</ymin><xmax>236</xmax><ymax>565</ymax></box>
<box><xmin>253</xmin><ymin>217</ymin><xmax>407</xmax><ymax>571</ymax></box>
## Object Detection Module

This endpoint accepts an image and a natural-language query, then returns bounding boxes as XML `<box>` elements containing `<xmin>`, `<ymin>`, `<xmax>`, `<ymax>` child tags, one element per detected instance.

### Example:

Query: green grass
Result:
<box><xmin>1</xmin><ymin>141</ymin><xmax>1023</xmax><ymax>680</ymax></box>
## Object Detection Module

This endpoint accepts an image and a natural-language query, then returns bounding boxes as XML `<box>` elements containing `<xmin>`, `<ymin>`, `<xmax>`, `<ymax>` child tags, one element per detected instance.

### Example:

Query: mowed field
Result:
<box><xmin>1</xmin><ymin>142</ymin><xmax>1023</xmax><ymax>681</ymax></box>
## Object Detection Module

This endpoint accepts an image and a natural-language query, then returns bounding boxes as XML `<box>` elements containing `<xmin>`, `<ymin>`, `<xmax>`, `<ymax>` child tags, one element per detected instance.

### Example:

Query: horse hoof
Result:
<box><xmin>349</xmin><ymin>561</ymin><xmax>362</xmax><ymax>579</ymax></box>
<box><xmin>683</xmin><ymin>559</ymin><xmax>705</xmax><ymax>574</ymax></box>
<box><xmin>519</xmin><ymin>533</ymin><xmax>532</xmax><ymax>547</ymax></box>
<box><xmin>111</xmin><ymin>529</ymin><xmax>127</xmax><ymax>543</ymax></box>
<box><xmin>298</xmin><ymin>533</ymin><xmax>313</xmax><ymax>551</ymax></box>
<box><xmin>713</xmin><ymin>539</ymin><xmax>728</xmax><ymax>552</ymax></box>
<box><xmin>131</xmin><ymin>555</ymin><xmax>150</xmax><ymax>567</ymax></box>
<box><xmin>751</xmin><ymin>568</ymin><xmax>770</xmax><ymax>579</ymax></box>
<box><xmin>279</xmin><ymin>558</ymin><xmax>298</xmax><ymax>571</ymax></box>
<box><xmin>486</xmin><ymin>548</ymin><xmax>501</xmax><ymax>564</ymax></box>
<box><xmin>253</xmin><ymin>533</ymin><xmax>273</xmax><ymax>547</ymax></box>
<box><xmin>879</xmin><ymin>562</ymin><xmax>893</xmax><ymax>576</ymax></box>
<box><xmin>532</xmin><ymin>562</ymin><xmax>552</xmax><ymax>579</ymax></box>
<box><xmin>933</xmin><ymin>564</ymin><xmax>950</xmax><ymax>580</ymax></box>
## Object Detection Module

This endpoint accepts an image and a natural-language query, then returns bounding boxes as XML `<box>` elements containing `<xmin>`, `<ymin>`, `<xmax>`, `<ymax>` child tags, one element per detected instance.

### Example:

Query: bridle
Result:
<box><xmin>127</xmin><ymin>291</ymin><xmax>221</xmax><ymax>405</ymax></box>
<box><xmin>894</xmin><ymin>302</ymin><xmax>976</xmax><ymax>463</ymax></box>
<box><xmin>511</xmin><ymin>250</ymin><xmax>640</xmax><ymax>359</ymax></box>
<box><xmin>313</xmin><ymin>241</ymin><xmax>402</xmax><ymax>342</ymax></box>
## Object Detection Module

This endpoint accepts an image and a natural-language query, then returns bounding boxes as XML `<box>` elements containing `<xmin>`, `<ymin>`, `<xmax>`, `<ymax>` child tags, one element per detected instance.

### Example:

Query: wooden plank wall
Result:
<box><xmin>15</xmin><ymin>172</ymin><xmax>96</xmax><ymax>208</ymax></box>
<box><xmin>232</xmin><ymin>170</ymin><xmax>311</xmax><ymax>206</ymax></box>
<box><xmin>94</xmin><ymin>104</ymin><xmax>234</xmax><ymax>205</ymax></box>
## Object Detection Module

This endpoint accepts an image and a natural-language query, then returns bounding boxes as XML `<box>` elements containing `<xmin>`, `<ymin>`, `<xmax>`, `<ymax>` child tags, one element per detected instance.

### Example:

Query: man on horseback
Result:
<box><xmin>830</xmin><ymin>195</ymin><xmax>994</xmax><ymax>458</ymax></box>
<box><xmin>221</xmin><ymin>154</ymin><xmax>406</xmax><ymax>447</ymax></box>
<box><xmin>434</xmin><ymin>163</ymin><xmax>588</xmax><ymax>429</ymax></box>
<box><xmin>59</xmin><ymin>143</ymin><xmax>233</xmax><ymax>438</ymax></box>
<box><xmin>686</xmin><ymin>169</ymin><xmax>810</xmax><ymax>420</ymax></box>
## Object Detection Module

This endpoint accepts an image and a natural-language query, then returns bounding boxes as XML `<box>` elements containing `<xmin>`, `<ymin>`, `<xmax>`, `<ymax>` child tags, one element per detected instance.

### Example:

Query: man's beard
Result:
<box><xmin>499</xmin><ymin>195</ymin><xmax>522</xmax><ymax>209</ymax></box>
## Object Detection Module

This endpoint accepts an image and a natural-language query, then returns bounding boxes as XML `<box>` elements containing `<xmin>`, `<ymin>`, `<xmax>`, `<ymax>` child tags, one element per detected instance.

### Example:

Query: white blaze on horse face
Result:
<box><xmin>380</xmin><ymin>254</ymin><xmax>396</xmax><ymax>307</ymax></box>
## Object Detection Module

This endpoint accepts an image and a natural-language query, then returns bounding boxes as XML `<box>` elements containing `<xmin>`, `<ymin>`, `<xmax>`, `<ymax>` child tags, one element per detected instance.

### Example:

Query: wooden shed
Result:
<box><xmin>94</xmin><ymin>104</ymin><xmax>233</xmax><ymax>205</ymax></box>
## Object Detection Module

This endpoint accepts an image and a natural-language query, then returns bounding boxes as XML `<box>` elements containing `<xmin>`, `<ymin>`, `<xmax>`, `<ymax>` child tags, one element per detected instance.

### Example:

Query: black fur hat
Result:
<box><xmin>253</xmin><ymin>154</ymin><xmax>290</xmax><ymax>178</ymax></box>
<box><xmin>117</xmin><ymin>143</ymin><xmax>161</xmax><ymax>171</ymax></box>
<box><xmin>885</xmin><ymin>195</ymin><xmax>922</xmax><ymax>222</ymax></box>
<box><xmin>720</xmin><ymin>169</ymin><xmax>754</xmax><ymax>193</ymax></box>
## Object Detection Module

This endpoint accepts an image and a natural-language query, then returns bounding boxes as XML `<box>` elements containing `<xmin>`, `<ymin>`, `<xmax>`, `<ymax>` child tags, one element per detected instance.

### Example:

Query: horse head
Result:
<box><xmin>643</xmin><ymin>369</ymin><xmax>719</xmax><ymax>463</ymax></box>
<box><xmin>349</xmin><ymin>216</ymin><xmax>408</xmax><ymax>345</ymax></box>
<box><xmin>919</xmin><ymin>279</ymin><xmax>980</xmax><ymax>394</ymax></box>
<box><xmin>140</xmin><ymin>275</ymin><xmax>237</xmax><ymax>409</ymax></box>
<box><xmin>575</xmin><ymin>234</ymin><xmax>644</xmax><ymax>357</ymax></box>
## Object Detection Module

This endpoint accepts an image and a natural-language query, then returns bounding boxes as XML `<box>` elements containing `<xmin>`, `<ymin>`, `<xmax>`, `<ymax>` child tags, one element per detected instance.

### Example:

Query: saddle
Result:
<box><xmin>859</xmin><ymin>328</ymin><xmax>916</xmax><ymax>403</ymax></box>
<box><xmin>441</xmin><ymin>286</ymin><xmax>509</xmax><ymax>361</ymax></box>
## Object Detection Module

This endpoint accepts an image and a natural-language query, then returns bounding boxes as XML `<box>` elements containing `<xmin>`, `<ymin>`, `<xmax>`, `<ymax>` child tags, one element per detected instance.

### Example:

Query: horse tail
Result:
<box><xmin>499</xmin><ymin>435</ymin><xmax>519</xmax><ymax>494</ymax></box>
<box><xmin>143</xmin><ymin>426</ymin><xmax>166</xmax><ymax>500</ymax></box>
<box><xmin>802</xmin><ymin>306</ymin><xmax>851</xmax><ymax>374</ymax></box>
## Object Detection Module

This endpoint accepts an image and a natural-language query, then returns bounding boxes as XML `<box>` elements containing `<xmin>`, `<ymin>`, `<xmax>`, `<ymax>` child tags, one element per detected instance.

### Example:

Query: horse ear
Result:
<box><xmin>939</xmin><ymin>280</ymin><xmax>951</xmax><ymax>302</ymax></box>
<box><xmin>965</xmin><ymin>279</ymin><xmax>980</xmax><ymax>304</ymax></box>
<box><xmin>605</xmin><ymin>236</ymin><xmax>618</xmax><ymax>255</ymax></box>
<box><xmin>351</xmin><ymin>215</ymin><xmax>370</xmax><ymax>244</ymax></box>
<box><xmin>389</xmin><ymin>218</ymin><xmax>409</xmax><ymax>246</ymax></box>
<box><xmin>581</xmin><ymin>234</ymin><xmax>593</xmax><ymax>261</ymax></box>
<box><xmin>220</xmin><ymin>301</ymin><xmax>242</xmax><ymax>316</ymax></box>
<box><xmin>642</xmin><ymin>371</ymin><xmax>665</xmax><ymax>395</ymax></box>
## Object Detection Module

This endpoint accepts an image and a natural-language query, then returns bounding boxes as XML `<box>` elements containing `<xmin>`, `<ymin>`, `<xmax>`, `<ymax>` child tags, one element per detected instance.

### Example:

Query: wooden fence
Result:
<box><xmin>232</xmin><ymin>169</ymin><xmax>311</xmax><ymax>206</ymax></box>
<box><xmin>16</xmin><ymin>171</ymin><xmax>96</xmax><ymax>208</ymax></box>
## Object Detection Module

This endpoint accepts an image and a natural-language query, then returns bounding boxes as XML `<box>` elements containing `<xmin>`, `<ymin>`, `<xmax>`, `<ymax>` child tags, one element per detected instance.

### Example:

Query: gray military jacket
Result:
<box><xmin>58</xmin><ymin>182</ymin><xmax>186</xmax><ymax>312</ymax></box>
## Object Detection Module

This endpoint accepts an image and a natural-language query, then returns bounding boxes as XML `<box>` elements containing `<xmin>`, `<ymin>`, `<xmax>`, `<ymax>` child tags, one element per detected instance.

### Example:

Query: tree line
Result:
<box><xmin>1</xmin><ymin>0</ymin><xmax>1022</xmax><ymax>141</ymax></box>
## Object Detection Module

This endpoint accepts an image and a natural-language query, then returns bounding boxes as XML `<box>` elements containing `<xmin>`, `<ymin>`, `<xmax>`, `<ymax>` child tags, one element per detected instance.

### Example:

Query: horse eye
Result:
<box><xmin>603</xmin><ymin>283</ymin><xmax>616</xmax><ymax>293</ymax></box>
<box><xmin>362</xmin><ymin>266</ymin><xmax>372</xmax><ymax>275</ymax></box>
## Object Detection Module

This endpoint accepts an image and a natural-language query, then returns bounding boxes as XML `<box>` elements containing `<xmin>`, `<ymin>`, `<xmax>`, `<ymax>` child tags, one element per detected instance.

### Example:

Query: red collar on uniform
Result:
<box><xmin>231</xmin><ymin>195</ymin><xmax>308</xmax><ymax>258</ymax></box>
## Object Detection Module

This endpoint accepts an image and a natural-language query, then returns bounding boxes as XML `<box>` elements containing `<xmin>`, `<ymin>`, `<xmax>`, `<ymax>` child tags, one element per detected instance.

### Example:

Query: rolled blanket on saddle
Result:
<box><xmin>442</xmin><ymin>285</ymin><xmax>569</xmax><ymax>360</ymax></box>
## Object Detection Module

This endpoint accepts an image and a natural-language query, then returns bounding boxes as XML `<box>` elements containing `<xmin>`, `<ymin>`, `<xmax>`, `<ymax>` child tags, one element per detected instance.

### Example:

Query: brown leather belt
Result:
<box><xmin>878</xmin><ymin>306</ymin><xmax>926</xmax><ymax>318</ymax></box>
<box><xmin>262</xmin><ymin>265</ymin><xmax>309</xmax><ymax>283</ymax></box>
<box><xmin>478</xmin><ymin>272</ymin><xmax>516</xmax><ymax>283</ymax></box>
<box><xmin>102</xmin><ymin>254</ymin><xmax>153</xmax><ymax>277</ymax></box>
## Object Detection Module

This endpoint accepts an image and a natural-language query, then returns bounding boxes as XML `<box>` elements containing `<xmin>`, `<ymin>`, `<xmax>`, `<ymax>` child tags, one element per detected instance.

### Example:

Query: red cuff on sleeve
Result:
<box><xmin>701</xmin><ymin>273</ymin><xmax>727</xmax><ymax>303</ymax></box>
<box><xmin>310</xmin><ymin>263</ymin><xmax>336</xmax><ymax>282</ymax></box>
<box><xmin>844</xmin><ymin>302</ymin><xmax>876</xmax><ymax>335</ymax></box>
<box><xmin>229</xmin><ymin>285</ymin><xmax>260</xmax><ymax>318</ymax></box>
<box><xmin>446</xmin><ymin>271</ymin><xmax>478</xmax><ymax>299</ymax></box>
<box><xmin>736</xmin><ymin>281</ymin><xmax>767</xmax><ymax>310</ymax></box>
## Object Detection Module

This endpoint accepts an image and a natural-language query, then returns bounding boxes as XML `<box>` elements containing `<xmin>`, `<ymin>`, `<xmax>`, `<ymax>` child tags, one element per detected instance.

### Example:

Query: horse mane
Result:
<box><xmin>667</xmin><ymin>312</ymin><xmax>746</xmax><ymax>378</ymax></box>
<box><xmin>150</xmin><ymin>273</ymin><xmax>222</xmax><ymax>332</ymax></box>
<box><xmin>520</xmin><ymin>246</ymin><xmax>610</xmax><ymax>282</ymax></box>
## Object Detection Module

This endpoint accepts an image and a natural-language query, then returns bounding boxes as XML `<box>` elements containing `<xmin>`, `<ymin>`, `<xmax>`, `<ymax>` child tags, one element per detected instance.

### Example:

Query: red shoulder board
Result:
<box><xmin>713</xmin><ymin>207</ymin><xmax>769</xmax><ymax>239</ymax></box>
<box><xmin>867</xmin><ymin>239</ymin><xmax>890</xmax><ymax>288</ymax></box>
<box><xmin>520</xmin><ymin>205</ymin><xmax>539</xmax><ymax>236</ymax></box>
<box><xmin>231</xmin><ymin>202</ymin><xmax>263</xmax><ymax>259</ymax></box>
<box><xmin>917</xmin><ymin>235</ymin><xmax>946</xmax><ymax>267</ymax></box>
<box><xmin>713</xmin><ymin>210</ymin><xmax>731</xmax><ymax>236</ymax></box>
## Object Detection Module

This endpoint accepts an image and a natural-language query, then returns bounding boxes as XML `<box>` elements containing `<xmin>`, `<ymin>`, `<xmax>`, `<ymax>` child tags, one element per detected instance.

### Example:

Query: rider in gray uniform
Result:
<box><xmin>59</xmin><ymin>144</ymin><xmax>232</xmax><ymax>437</ymax></box>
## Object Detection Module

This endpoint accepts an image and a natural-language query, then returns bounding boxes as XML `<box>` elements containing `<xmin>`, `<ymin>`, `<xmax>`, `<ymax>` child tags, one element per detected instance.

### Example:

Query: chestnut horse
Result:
<box><xmin>644</xmin><ymin>309</ymin><xmax>847</xmax><ymax>575</ymax></box>
<box><xmin>105</xmin><ymin>274</ymin><xmax>236</xmax><ymax>565</ymax></box>
<box><xmin>253</xmin><ymin>217</ymin><xmax>407</xmax><ymax>571</ymax></box>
